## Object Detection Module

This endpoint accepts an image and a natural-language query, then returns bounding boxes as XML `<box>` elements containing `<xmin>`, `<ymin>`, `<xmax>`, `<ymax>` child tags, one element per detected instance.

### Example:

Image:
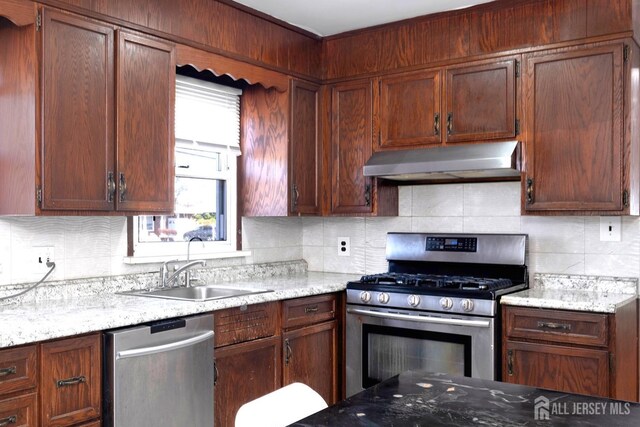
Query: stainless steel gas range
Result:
<box><xmin>346</xmin><ymin>232</ymin><xmax>527</xmax><ymax>397</ymax></box>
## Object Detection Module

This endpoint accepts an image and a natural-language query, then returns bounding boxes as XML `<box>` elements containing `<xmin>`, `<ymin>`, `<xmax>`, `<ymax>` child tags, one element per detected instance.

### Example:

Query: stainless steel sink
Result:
<box><xmin>122</xmin><ymin>285</ymin><xmax>273</xmax><ymax>302</ymax></box>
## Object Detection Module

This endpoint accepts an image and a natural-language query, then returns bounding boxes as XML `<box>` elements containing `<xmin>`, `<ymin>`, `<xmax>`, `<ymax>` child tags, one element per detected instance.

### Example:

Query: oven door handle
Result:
<box><xmin>347</xmin><ymin>308</ymin><xmax>492</xmax><ymax>328</ymax></box>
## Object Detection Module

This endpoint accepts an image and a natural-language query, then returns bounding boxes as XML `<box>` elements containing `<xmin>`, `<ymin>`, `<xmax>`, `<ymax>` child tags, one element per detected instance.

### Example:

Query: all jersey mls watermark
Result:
<box><xmin>534</xmin><ymin>395</ymin><xmax>632</xmax><ymax>420</ymax></box>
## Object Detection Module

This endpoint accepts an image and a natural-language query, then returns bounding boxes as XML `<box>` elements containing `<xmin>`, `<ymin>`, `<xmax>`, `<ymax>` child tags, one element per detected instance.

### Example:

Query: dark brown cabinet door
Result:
<box><xmin>377</xmin><ymin>70</ymin><xmax>442</xmax><ymax>150</ymax></box>
<box><xmin>283</xmin><ymin>320</ymin><xmax>338</xmax><ymax>405</ymax></box>
<box><xmin>504</xmin><ymin>340</ymin><xmax>609</xmax><ymax>398</ymax></box>
<box><xmin>523</xmin><ymin>43</ymin><xmax>625</xmax><ymax>212</ymax></box>
<box><xmin>0</xmin><ymin>393</ymin><xmax>38</xmax><ymax>427</ymax></box>
<box><xmin>214</xmin><ymin>336</ymin><xmax>281</xmax><ymax>427</ymax></box>
<box><xmin>290</xmin><ymin>80</ymin><xmax>321</xmax><ymax>215</ymax></box>
<box><xmin>40</xmin><ymin>9</ymin><xmax>115</xmax><ymax>211</ymax></box>
<box><xmin>444</xmin><ymin>57</ymin><xmax>517</xmax><ymax>143</ymax></box>
<box><xmin>116</xmin><ymin>31</ymin><xmax>175</xmax><ymax>212</ymax></box>
<box><xmin>40</xmin><ymin>334</ymin><xmax>101</xmax><ymax>427</ymax></box>
<box><xmin>330</xmin><ymin>80</ymin><xmax>374</xmax><ymax>214</ymax></box>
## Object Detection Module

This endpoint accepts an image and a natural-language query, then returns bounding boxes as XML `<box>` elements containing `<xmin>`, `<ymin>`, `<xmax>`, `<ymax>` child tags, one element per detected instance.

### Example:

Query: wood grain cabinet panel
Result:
<box><xmin>444</xmin><ymin>57</ymin><xmax>517</xmax><ymax>143</ymax></box>
<box><xmin>282</xmin><ymin>320</ymin><xmax>338</xmax><ymax>405</ymax></box>
<box><xmin>503</xmin><ymin>304</ymin><xmax>638</xmax><ymax>401</ymax></box>
<box><xmin>330</xmin><ymin>79</ymin><xmax>397</xmax><ymax>216</ymax></box>
<box><xmin>214</xmin><ymin>336</ymin><xmax>281</xmax><ymax>427</ymax></box>
<box><xmin>289</xmin><ymin>79</ymin><xmax>322</xmax><ymax>215</ymax></box>
<box><xmin>0</xmin><ymin>345</ymin><xmax>37</xmax><ymax>396</ymax></box>
<box><xmin>523</xmin><ymin>42</ymin><xmax>625</xmax><ymax>213</ymax></box>
<box><xmin>504</xmin><ymin>340</ymin><xmax>609</xmax><ymax>398</ymax></box>
<box><xmin>282</xmin><ymin>294</ymin><xmax>336</xmax><ymax>329</ymax></box>
<box><xmin>116</xmin><ymin>30</ymin><xmax>175</xmax><ymax>212</ymax></box>
<box><xmin>0</xmin><ymin>393</ymin><xmax>38</xmax><ymax>427</ymax></box>
<box><xmin>377</xmin><ymin>70</ymin><xmax>442</xmax><ymax>150</ymax></box>
<box><xmin>40</xmin><ymin>334</ymin><xmax>101</xmax><ymax>427</ymax></box>
<box><xmin>40</xmin><ymin>8</ymin><xmax>115</xmax><ymax>211</ymax></box>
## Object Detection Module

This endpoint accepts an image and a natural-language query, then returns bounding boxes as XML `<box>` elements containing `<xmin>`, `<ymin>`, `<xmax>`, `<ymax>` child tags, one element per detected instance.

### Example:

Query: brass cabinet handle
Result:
<box><xmin>446</xmin><ymin>112</ymin><xmax>453</xmax><ymax>135</ymax></box>
<box><xmin>0</xmin><ymin>416</ymin><xmax>17</xmax><ymax>427</ymax></box>
<box><xmin>537</xmin><ymin>321</ymin><xmax>571</xmax><ymax>332</ymax></box>
<box><xmin>56</xmin><ymin>375</ymin><xmax>86</xmax><ymax>388</ymax></box>
<box><xmin>119</xmin><ymin>173</ymin><xmax>127</xmax><ymax>202</ymax></box>
<box><xmin>434</xmin><ymin>113</ymin><xmax>440</xmax><ymax>136</ymax></box>
<box><xmin>0</xmin><ymin>366</ymin><xmax>16</xmax><ymax>377</ymax></box>
<box><xmin>507</xmin><ymin>350</ymin><xmax>514</xmax><ymax>376</ymax></box>
<box><xmin>285</xmin><ymin>339</ymin><xmax>292</xmax><ymax>365</ymax></box>
<box><xmin>364</xmin><ymin>183</ymin><xmax>371</xmax><ymax>207</ymax></box>
<box><xmin>107</xmin><ymin>171</ymin><xmax>116</xmax><ymax>202</ymax></box>
<box><xmin>526</xmin><ymin>178</ymin><xmax>534</xmax><ymax>205</ymax></box>
<box><xmin>304</xmin><ymin>305</ymin><xmax>319</xmax><ymax>314</ymax></box>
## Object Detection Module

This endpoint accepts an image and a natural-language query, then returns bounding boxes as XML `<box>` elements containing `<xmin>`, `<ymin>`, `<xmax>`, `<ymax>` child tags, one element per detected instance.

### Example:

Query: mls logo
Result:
<box><xmin>534</xmin><ymin>395</ymin><xmax>550</xmax><ymax>420</ymax></box>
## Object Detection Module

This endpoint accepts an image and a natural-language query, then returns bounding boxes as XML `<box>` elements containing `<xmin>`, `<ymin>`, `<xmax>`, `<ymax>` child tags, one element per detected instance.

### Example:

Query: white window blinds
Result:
<box><xmin>175</xmin><ymin>75</ymin><xmax>242</xmax><ymax>154</ymax></box>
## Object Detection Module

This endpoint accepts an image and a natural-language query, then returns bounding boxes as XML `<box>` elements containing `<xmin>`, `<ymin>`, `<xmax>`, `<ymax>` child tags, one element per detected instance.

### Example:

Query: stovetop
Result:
<box><xmin>358</xmin><ymin>273</ymin><xmax>514</xmax><ymax>291</ymax></box>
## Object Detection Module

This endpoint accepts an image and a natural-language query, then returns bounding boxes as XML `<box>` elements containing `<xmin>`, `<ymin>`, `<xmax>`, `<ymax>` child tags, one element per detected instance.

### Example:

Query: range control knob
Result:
<box><xmin>360</xmin><ymin>291</ymin><xmax>372</xmax><ymax>303</ymax></box>
<box><xmin>378</xmin><ymin>292</ymin><xmax>390</xmax><ymax>304</ymax></box>
<box><xmin>440</xmin><ymin>297</ymin><xmax>454</xmax><ymax>310</ymax></box>
<box><xmin>461</xmin><ymin>299</ymin><xmax>474</xmax><ymax>312</ymax></box>
<box><xmin>407</xmin><ymin>294</ymin><xmax>421</xmax><ymax>307</ymax></box>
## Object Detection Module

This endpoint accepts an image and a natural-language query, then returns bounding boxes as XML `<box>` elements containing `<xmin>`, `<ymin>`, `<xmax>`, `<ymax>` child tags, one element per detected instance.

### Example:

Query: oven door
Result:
<box><xmin>346</xmin><ymin>305</ymin><xmax>495</xmax><ymax>397</ymax></box>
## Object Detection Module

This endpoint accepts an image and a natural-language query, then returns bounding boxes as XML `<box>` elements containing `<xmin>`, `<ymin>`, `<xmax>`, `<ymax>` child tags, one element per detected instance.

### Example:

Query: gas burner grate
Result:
<box><xmin>358</xmin><ymin>273</ymin><xmax>513</xmax><ymax>293</ymax></box>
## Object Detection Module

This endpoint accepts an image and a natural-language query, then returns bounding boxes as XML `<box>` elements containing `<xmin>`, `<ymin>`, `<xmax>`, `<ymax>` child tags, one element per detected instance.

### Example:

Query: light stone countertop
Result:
<box><xmin>0</xmin><ymin>271</ymin><xmax>358</xmax><ymax>349</ymax></box>
<box><xmin>500</xmin><ymin>273</ymin><xmax>638</xmax><ymax>313</ymax></box>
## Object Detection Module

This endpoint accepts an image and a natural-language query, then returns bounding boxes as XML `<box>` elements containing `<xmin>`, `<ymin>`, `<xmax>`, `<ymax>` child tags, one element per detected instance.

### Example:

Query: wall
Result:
<box><xmin>1</xmin><ymin>181</ymin><xmax>637</xmax><ymax>287</ymax></box>
<box><xmin>301</xmin><ymin>182</ymin><xmax>640</xmax><ymax>279</ymax></box>
<box><xmin>0</xmin><ymin>216</ymin><xmax>303</xmax><ymax>287</ymax></box>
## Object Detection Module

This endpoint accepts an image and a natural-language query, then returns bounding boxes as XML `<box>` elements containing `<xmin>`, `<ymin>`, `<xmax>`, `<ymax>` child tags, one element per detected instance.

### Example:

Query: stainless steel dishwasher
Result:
<box><xmin>103</xmin><ymin>314</ymin><xmax>214</xmax><ymax>427</ymax></box>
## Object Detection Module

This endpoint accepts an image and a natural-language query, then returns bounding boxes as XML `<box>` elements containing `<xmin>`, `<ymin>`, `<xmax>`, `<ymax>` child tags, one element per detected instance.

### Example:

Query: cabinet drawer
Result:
<box><xmin>283</xmin><ymin>294</ymin><xmax>337</xmax><ymax>329</ymax></box>
<box><xmin>215</xmin><ymin>302</ymin><xmax>279</xmax><ymax>348</ymax></box>
<box><xmin>0</xmin><ymin>392</ymin><xmax>38</xmax><ymax>427</ymax></box>
<box><xmin>0</xmin><ymin>345</ymin><xmax>37</xmax><ymax>396</ymax></box>
<box><xmin>40</xmin><ymin>334</ymin><xmax>101</xmax><ymax>427</ymax></box>
<box><xmin>504</xmin><ymin>306</ymin><xmax>608</xmax><ymax>347</ymax></box>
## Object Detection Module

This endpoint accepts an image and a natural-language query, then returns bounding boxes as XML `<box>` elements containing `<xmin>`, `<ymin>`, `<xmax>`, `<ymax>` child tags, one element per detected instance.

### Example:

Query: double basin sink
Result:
<box><xmin>123</xmin><ymin>285</ymin><xmax>273</xmax><ymax>302</ymax></box>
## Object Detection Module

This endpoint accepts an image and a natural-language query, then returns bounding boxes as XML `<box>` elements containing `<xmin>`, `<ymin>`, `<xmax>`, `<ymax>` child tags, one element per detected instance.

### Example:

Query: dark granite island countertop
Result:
<box><xmin>292</xmin><ymin>371</ymin><xmax>640</xmax><ymax>426</ymax></box>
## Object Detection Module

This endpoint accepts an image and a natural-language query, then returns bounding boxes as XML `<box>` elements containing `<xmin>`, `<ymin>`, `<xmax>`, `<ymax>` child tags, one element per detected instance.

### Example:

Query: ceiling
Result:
<box><xmin>233</xmin><ymin>0</ymin><xmax>495</xmax><ymax>36</ymax></box>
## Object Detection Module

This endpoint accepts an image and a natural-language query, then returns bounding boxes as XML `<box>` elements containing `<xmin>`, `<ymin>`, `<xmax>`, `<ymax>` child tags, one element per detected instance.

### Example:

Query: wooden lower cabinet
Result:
<box><xmin>505</xmin><ymin>340</ymin><xmax>609</xmax><ymax>397</ymax></box>
<box><xmin>40</xmin><ymin>334</ymin><xmax>101</xmax><ymax>427</ymax></box>
<box><xmin>0</xmin><ymin>392</ymin><xmax>38</xmax><ymax>427</ymax></box>
<box><xmin>282</xmin><ymin>320</ymin><xmax>339</xmax><ymax>405</ymax></box>
<box><xmin>214</xmin><ymin>336</ymin><xmax>281</xmax><ymax>427</ymax></box>
<box><xmin>502</xmin><ymin>304</ymin><xmax>638</xmax><ymax>401</ymax></box>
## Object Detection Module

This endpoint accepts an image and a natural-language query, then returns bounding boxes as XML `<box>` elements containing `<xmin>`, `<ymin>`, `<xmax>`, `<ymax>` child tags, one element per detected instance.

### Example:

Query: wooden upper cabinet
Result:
<box><xmin>330</xmin><ymin>79</ymin><xmax>397</xmax><ymax>216</ymax></box>
<box><xmin>523</xmin><ymin>43</ymin><xmax>625</xmax><ymax>213</ymax></box>
<box><xmin>289</xmin><ymin>79</ymin><xmax>321</xmax><ymax>215</ymax></box>
<box><xmin>377</xmin><ymin>70</ymin><xmax>442</xmax><ymax>150</ymax></box>
<box><xmin>330</xmin><ymin>80</ymin><xmax>374</xmax><ymax>214</ymax></box>
<box><xmin>444</xmin><ymin>57</ymin><xmax>517</xmax><ymax>143</ymax></box>
<box><xmin>40</xmin><ymin>334</ymin><xmax>101</xmax><ymax>427</ymax></box>
<box><xmin>40</xmin><ymin>9</ymin><xmax>115</xmax><ymax>211</ymax></box>
<box><xmin>116</xmin><ymin>31</ymin><xmax>175</xmax><ymax>212</ymax></box>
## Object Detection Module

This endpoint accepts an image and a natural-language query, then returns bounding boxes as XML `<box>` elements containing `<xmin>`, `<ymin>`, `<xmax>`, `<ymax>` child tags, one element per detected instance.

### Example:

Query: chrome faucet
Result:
<box><xmin>186</xmin><ymin>237</ymin><xmax>203</xmax><ymax>287</ymax></box>
<box><xmin>159</xmin><ymin>259</ymin><xmax>178</xmax><ymax>288</ymax></box>
<box><xmin>165</xmin><ymin>260</ymin><xmax>206</xmax><ymax>288</ymax></box>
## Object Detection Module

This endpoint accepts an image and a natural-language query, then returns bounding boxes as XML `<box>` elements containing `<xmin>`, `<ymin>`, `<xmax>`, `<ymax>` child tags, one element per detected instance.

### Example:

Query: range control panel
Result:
<box><xmin>426</xmin><ymin>236</ymin><xmax>477</xmax><ymax>252</ymax></box>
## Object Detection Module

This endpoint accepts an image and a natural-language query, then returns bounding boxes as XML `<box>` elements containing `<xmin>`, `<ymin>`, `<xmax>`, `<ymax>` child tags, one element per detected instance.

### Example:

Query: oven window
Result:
<box><xmin>362</xmin><ymin>325</ymin><xmax>471</xmax><ymax>388</ymax></box>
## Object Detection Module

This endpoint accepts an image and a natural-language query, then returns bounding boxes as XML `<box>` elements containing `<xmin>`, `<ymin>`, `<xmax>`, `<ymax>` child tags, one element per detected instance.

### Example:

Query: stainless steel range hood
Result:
<box><xmin>363</xmin><ymin>141</ymin><xmax>521</xmax><ymax>181</ymax></box>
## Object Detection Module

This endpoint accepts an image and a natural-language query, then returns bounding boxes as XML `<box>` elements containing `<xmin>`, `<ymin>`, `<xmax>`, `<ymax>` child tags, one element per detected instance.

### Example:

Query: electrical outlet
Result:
<box><xmin>34</xmin><ymin>246</ymin><xmax>55</xmax><ymax>273</ymax></box>
<box><xmin>599</xmin><ymin>217</ymin><xmax>621</xmax><ymax>242</ymax></box>
<box><xmin>338</xmin><ymin>237</ymin><xmax>351</xmax><ymax>257</ymax></box>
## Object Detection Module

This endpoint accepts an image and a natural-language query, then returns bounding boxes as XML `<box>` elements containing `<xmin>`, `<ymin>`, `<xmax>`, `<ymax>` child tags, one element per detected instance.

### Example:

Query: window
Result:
<box><xmin>130</xmin><ymin>74</ymin><xmax>243</xmax><ymax>259</ymax></box>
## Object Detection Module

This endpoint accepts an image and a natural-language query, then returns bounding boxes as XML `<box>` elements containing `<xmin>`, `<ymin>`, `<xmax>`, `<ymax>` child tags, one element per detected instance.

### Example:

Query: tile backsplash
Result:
<box><xmin>1</xmin><ymin>181</ymin><xmax>638</xmax><ymax>286</ymax></box>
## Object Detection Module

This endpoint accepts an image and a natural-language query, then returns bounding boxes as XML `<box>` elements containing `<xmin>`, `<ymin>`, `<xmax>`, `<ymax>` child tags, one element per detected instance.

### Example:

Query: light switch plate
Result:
<box><xmin>599</xmin><ymin>217</ymin><xmax>621</xmax><ymax>242</ymax></box>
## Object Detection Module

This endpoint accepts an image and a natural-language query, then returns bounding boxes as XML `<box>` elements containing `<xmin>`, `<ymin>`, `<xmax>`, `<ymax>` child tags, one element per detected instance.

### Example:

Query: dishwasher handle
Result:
<box><xmin>116</xmin><ymin>330</ymin><xmax>214</xmax><ymax>360</ymax></box>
